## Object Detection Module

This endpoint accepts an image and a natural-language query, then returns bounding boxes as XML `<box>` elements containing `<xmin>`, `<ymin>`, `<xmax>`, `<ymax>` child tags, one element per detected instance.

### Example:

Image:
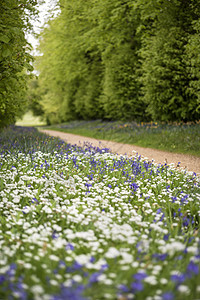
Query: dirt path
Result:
<box><xmin>40</xmin><ymin>129</ymin><xmax>200</xmax><ymax>175</ymax></box>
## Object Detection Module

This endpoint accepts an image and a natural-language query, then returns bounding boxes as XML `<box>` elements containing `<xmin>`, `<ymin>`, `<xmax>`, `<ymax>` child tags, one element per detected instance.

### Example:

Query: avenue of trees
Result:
<box><xmin>34</xmin><ymin>0</ymin><xmax>200</xmax><ymax>124</ymax></box>
<box><xmin>1</xmin><ymin>0</ymin><xmax>200</xmax><ymax>127</ymax></box>
<box><xmin>0</xmin><ymin>0</ymin><xmax>38</xmax><ymax>127</ymax></box>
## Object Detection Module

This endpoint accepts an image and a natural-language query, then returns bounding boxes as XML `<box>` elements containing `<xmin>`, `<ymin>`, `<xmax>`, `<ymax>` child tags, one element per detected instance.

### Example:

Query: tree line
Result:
<box><xmin>2</xmin><ymin>0</ymin><xmax>200</xmax><ymax>127</ymax></box>
<box><xmin>34</xmin><ymin>0</ymin><xmax>200</xmax><ymax>124</ymax></box>
<box><xmin>0</xmin><ymin>0</ymin><xmax>38</xmax><ymax>128</ymax></box>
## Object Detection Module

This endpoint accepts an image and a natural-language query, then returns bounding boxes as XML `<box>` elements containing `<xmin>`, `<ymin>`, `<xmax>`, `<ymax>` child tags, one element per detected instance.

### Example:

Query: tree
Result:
<box><xmin>0</xmin><ymin>0</ymin><xmax>38</xmax><ymax>128</ymax></box>
<box><xmin>37</xmin><ymin>0</ymin><xmax>148</xmax><ymax>123</ymax></box>
<box><xmin>26</xmin><ymin>78</ymin><xmax>44</xmax><ymax>117</ymax></box>
<box><xmin>185</xmin><ymin>17</ymin><xmax>200</xmax><ymax>118</ymax></box>
<box><xmin>36</xmin><ymin>0</ymin><xmax>200</xmax><ymax>123</ymax></box>
<box><xmin>37</xmin><ymin>0</ymin><xmax>104</xmax><ymax>123</ymax></box>
<box><xmin>139</xmin><ymin>0</ymin><xmax>200</xmax><ymax>121</ymax></box>
<box><xmin>92</xmin><ymin>0</ymin><xmax>147</xmax><ymax>121</ymax></box>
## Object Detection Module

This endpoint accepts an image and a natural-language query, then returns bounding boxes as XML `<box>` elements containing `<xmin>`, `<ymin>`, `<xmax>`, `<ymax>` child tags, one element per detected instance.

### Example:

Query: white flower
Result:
<box><xmin>44</xmin><ymin>206</ymin><xmax>52</xmax><ymax>214</ymax></box>
<box><xmin>75</xmin><ymin>254</ymin><xmax>90</xmax><ymax>265</ymax></box>
<box><xmin>105</xmin><ymin>247</ymin><xmax>120</xmax><ymax>258</ymax></box>
<box><xmin>49</xmin><ymin>279</ymin><xmax>58</xmax><ymax>286</ymax></box>
<box><xmin>132</xmin><ymin>262</ymin><xmax>139</xmax><ymax>268</ymax></box>
<box><xmin>196</xmin><ymin>285</ymin><xmax>200</xmax><ymax>292</ymax></box>
<box><xmin>13</xmin><ymin>197</ymin><xmax>20</xmax><ymax>203</ymax></box>
<box><xmin>98</xmin><ymin>274</ymin><xmax>107</xmax><ymax>282</ymax></box>
<box><xmin>144</xmin><ymin>275</ymin><xmax>157</xmax><ymax>285</ymax></box>
<box><xmin>31</xmin><ymin>285</ymin><xmax>44</xmax><ymax>294</ymax></box>
<box><xmin>53</xmin><ymin>224</ymin><xmax>62</xmax><ymax>232</ymax></box>
<box><xmin>159</xmin><ymin>241</ymin><xmax>185</xmax><ymax>256</ymax></box>
<box><xmin>187</xmin><ymin>246</ymin><xmax>198</xmax><ymax>254</ymax></box>
<box><xmin>104</xmin><ymin>294</ymin><xmax>113</xmax><ymax>299</ymax></box>
<box><xmin>160</xmin><ymin>278</ymin><xmax>168</xmax><ymax>285</ymax></box>
<box><xmin>24</xmin><ymin>263</ymin><xmax>32</xmax><ymax>269</ymax></box>
<box><xmin>104</xmin><ymin>279</ymin><xmax>113</xmax><ymax>285</ymax></box>
<box><xmin>73</xmin><ymin>275</ymin><xmax>82</xmax><ymax>282</ymax></box>
<box><xmin>120</xmin><ymin>266</ymin><xmax>129</xmax><ymax>271</ymax></box>
<box><xmin>120</xmin><ymin>252</ymin><xmax>133</xmax><ymax>264</ymax></box>
<box><xmin>31</xmin><ymin>275</ymin><xmax>40</xmax><ymax>283</ymax></box>
<box><xmin>63</xmin><ymin>279</ymin><xmax>72</xmax><ymax>287</ymax></box>
<box><xmin>178</xmin><ymin>285</ymin><xmax>190</xmax><ymax>294</ymax></box>
<box><xmin>49</xmin><ymin>254</ymin><xmax>59</xmax><ymax>261</ymax></box>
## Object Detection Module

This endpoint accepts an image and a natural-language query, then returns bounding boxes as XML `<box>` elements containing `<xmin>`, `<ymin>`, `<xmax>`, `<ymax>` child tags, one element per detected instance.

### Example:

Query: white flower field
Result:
<box><xmin>0</xmin><ymin>126</ymin><xmax>199</xmax><ymax>300</ymax></box>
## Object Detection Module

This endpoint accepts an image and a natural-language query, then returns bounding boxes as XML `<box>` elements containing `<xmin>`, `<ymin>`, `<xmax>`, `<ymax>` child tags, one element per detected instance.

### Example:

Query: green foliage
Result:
<box><xmin>37</xmin><ymin>0</ymin><xmax>104</xmax><ymax>124</ymax></box>
<box><xmin>36</xmin><ymin>0</ymin><xmax>148</xmax><ymax>123</ymax></box>
<box><xmin>36</xmin><ymin>0</ymin><xmax>200</xmax><ymax>124</ymax></box>
<box><xmin>0</xmin><ymin>0</ymin><xmax>37</xmax><ymax>128</ymax></box>
<box><xmin>26</xmin><ymin>78</ymin><xmax>44</xmax><ymax>116</ymax></box>
<box><xmin>185</xmin><ymin>18</ymin><xmax>200</xmax><ymax>116</ymax></box>
<box><xmin>93</xmin><ymin>0</ymin><xmax>148</xmax><ymax>121</ymax></box>
<box><xmin>139</xmin><ymin>0</ymin><xmax>200</xmax><ymax>122</ymax></box>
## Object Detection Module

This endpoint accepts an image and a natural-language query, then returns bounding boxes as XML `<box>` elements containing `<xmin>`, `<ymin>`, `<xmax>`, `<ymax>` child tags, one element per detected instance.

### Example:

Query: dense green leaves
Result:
<box><xmin>185</xmin><ymin>18</ymin><xmax>200</xmax><ymax>116</ymax></box>
<box><xmin>26</xmin><ymin>78</ymin><xmax>44</xmax><ymax>116</ymax></box>
<box><xmin>35</xmin><ymin>0</ymin><xmax>200</xmax><ymax>123</ymax></box>
<box><xmin>0</xmin><ymin>0</ymin><xmax>37</xmax><ymax>128</ymax></box>
<box><xmin>139</xmin><ymin>0</ymin><xmax>200</xmax><ymax>121</ymax></box>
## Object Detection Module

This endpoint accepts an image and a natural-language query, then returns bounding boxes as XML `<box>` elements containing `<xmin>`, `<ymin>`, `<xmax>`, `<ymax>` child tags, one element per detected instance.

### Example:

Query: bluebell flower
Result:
<box><xmin>162</xmin><ymin>292</ymin><xmax>174</xmax><ymax>300</ymax></box>
<box><xmin>51</xmin><ymin>285</ymin><xmax>87</xmax><ymax>300</ymax></box>
<box><xmin>7</xmin><ymin>263</ymin><xmax>17</xmax><ymax>278</ymax></box>
<box><xmin>66</xmin><ymin>243</ymin><xmax>74</xmax><ymax>251</ymax></box>
<box><xmin>163</xmin><ymin>234</ymin><xmax>169</xmax><ymax>241</ymax></box>
<box><xmin>131</xmin><ymin>281</ymin><xmax>144</xmax><ymax>292</ymax></box>
<box><xmin>152</xmin><ymin>253</ymin><xmax>168</xmax><ymax>261</ymax></box>
<box><xmin>171</xmin><ymin>196</ymin><xmax>177</xmax><ymax>203</ymax></box>
<box><xmin>171</xmin><ymin>273</ymin><xmax>186</xmax><ymax>285</ymax></box>
<box><xmin>118</xmin><ymin>284</ymin><xmax>129</xmax><ymax>293</ymax></box>
<box><xmin>133</xmin><ymin>271</ymin><xmax>147</xmax><ymax>281</ymax></box>
<box><xmin>186</xmin><ymin>261</ymin><xmax>199</xmax><ymax>276</ymax></box>
<box><xmin>52</xmin><ymin>231</ymin><xmax>59</xmax><ymax>239</ymax></box>
<box><xmin>67</xmin><ymin>261</ymin><xmax>82</xmax><ymax>272</ymax></box>
<box><xmin>130</xmin><ymin>182</ymin><xmax>138</xmax><ymax>192</ymax></box>
<box><xmin>59</xmin><ymin>260</ymin><xmax>66</xmax><ymax>268</ymax></box>
<box><xmin>89</xmin><ymin>272</ymin><xmax>100</xmax><ymax>283</ymax></box>
<box><xmin>101</xmin><ymin>263</ymin><xmax>109</xmax><ymax>271</ymax></box>
<box><xmin>0</xmin><ymin>274</ymin><xmax>5</xmax><ymax>284</ymax></box>
<box><xmin>89</xmin><ymin>256</ymin><xmax>95</xmax><ymax>263</ymax></box>
<box><xmin>182</xmin><ymin>217</ymin><xmax>190</xmax><ymax>227</ymax></box>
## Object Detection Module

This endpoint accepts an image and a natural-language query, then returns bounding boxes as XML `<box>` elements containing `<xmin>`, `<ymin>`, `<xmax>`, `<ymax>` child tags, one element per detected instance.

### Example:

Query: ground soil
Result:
<box><xmin>40</xmin><ymin>129</ymin><xmax>200</xmax><ymax>176</ymax></box>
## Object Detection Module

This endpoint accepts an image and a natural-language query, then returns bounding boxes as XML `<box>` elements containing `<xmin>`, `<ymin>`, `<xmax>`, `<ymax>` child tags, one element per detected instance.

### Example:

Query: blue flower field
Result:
<box><xmin>0</xmin><ymin>126</ymin><xmax>199</xmax><ymax>300</ymax></box>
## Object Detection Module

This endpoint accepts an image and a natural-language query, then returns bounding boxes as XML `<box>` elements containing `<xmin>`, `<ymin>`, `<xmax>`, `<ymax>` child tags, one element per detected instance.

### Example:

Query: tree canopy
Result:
<box><xmin>30</xmin><ymin>0</ymin><xmax>200</xmax><ymax>123</ymax></box>
<box><xmin>0</xmin><ymin>0</ymin><xmax>38</xmax><ymax>128</ymax></box>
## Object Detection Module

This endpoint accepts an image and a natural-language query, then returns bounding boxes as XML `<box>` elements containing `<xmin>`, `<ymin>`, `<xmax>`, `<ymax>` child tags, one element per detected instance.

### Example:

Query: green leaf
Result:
<box><xmin>2</xmin><ymin>48</ymin><xmax>12</xmax><ymax>58</ymax></box>
<box><xmin>0</xmin><ymin>34</ymin><xmax>10</xmax><ymax>43</ymax></box>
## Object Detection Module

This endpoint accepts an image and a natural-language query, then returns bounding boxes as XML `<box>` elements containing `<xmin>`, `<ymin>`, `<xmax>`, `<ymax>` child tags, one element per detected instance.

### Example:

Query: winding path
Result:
<box><xmin>40</xmin><ymin>129</ymin><xmax>200</xmax><ymax>175</ymax></box>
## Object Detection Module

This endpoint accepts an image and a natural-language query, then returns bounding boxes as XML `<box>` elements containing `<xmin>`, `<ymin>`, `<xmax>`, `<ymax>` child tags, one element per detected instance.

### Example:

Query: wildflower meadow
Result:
<box><xmin>0</xmin><ymin>126</ymin><xmax>200</xmax><ymax>300</ymax></box>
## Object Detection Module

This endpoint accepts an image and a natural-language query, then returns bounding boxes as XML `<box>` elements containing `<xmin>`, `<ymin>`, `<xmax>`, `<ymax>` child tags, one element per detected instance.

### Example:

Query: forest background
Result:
<box><xmin>1</xmin><ymin>0</ymin><xmax>200</xmax><ymax>128</ymax></box>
